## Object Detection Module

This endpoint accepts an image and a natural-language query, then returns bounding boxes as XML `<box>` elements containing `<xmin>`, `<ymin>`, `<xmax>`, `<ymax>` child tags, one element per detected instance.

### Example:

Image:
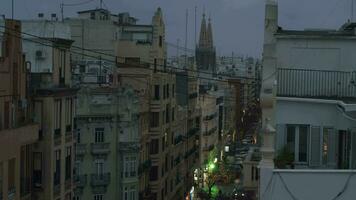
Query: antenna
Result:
<box><xmin>195</xmin><ymin>6</ymin><xmax>197</xmax><ymax>47</ymax></box>
<box><xmin>177</xmin><ymin>39</ymin><xmax>180</xmax><ymax>65</ymax></box>
<box><xmin>60</xmin><ymin>3</ymin><xmax>64</xmax><ymax>21</ymax></box>
<box><xmin>185</xmin><ymin>10</ymin><xmax>189</xmax><ymax>67</ymax></box>
<box><xmin>352</xmin><ymin>0</ymin><xmax>354</xmax><ymax>22</ymax></box>
<box><xmin>11</xmin><ymin>0</ymin><xmax>14</xmax><ymax>19</ymax></box>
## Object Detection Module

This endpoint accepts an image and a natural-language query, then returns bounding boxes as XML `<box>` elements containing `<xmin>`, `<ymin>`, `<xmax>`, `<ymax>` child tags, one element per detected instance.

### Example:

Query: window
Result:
<box><xmin>90</xmin><ymin>12</ymin><xmax>96</xmax><ymax>20</ymax></box>
<box><xmin>150</xmin><ymin>112</ymin><xmax>159</xmax><ymax>128</ymax></box>
<box><xmin>77</xmin><ymin>129</ymin><xmax>81</xmax><ymax>143</ymax></box>
<box><xmin>167</xmin><ymin>84</ymin><xmax>170</xmax><ymax>98</ymax></box>
<box><xmin>150</xmin><ymin>139</ymin><xmax>159</xmax><ymax>154</ymax></box>
<box><xmin>54</xmin><ymin>100</ymin><xmax>62</xmax><ymax>130</ymax></box>
<box><xmin>172</xmin><ymin>107</ymin><xmax>175</xmax><ymax>121</ymax></box>
<box><xmin>95</xmin><ymin>160</ymin><xmax>104</xmax><ymax>177</ymax></box>
<box><xmin>172</xmin><ymin>84</ymin><xmax>175</xmax><ymax>97</ymax></box>
<box><xmin>163</xmin><ymin>85</ymin><xmax>166</xmax><ymax>99</ymax></box>
<box><xmin>170</xmin><ymin>179</ymin><xmax>173</xmax><ymax>192</ymax></box>
<box><xmin>299</xmin><ymin>126</ymin><xmax>308</xmax><ymax>162</ymax></box>
<box><xmin>73</xmin><ymin>195</ymin><xmax>80</xmax><ymax>200</ymax></box>
<box><xmin>65</xmin><ymin>147</ymin><xmax>72</xmax><ymax>180</ymax></box>
<box><xmin>33</xmin><ymin>152</ymin><xmax>42</xmax><ymax>187</ymax></box>
<box><xmin>159</xmin><ymin>35</ymin><xmax>163</xmax><ymax>47</ymax></box>
<box><xmin>162</xmin><ymin>137</ymin><xmax>165</xmax><ymax>152</ymax></box>
<box><xmin>95</xmin><ymin>128</ymin><xmax>104</xmax><ymax>143</ymax></box>
<box><xmin>124</xmin><ymin>187</ymin><xmax>128</xmax><ymax>200</ymax></box>
<box><xmin>65</xmin><ymin>98</ymin><xmax>73</xmax><ymax>126</ymax></box>
<box><xmin>286</xmin><ymin>126</ymin><xmax>295</xmax><ymax>154</ymax></box>
<box><xmin>154</xmin><ymin>85</ymin><xmax>160</xmax><ymax>100</ymax></box>
<box><xmin>124</xmin><ymin>156</ymin><xmax>137</xmax><ymax>178</ymax></box>
<box><xmin>286</xmin><ymin>125</ymin><xmax>309</xmax><ymax>163</ymax></box>
<box><xmin>166</xmin><ymin>104</ymin><xmax>170</xmax><ymax>123</ymax></box>
<box><xmin>54</xmin><ymin>150</ymin><xmax>61</xmax><ymax>185</ymax></box>
<box><xmin>79</xmin><ymin>65</ymin><xmax>85</xmax><ymax>73</ymax></box>
<box><xmin>129</xmin><ymin>186</ymin><xmax>136</xmax><ymax>200</ymax></box>
<box><xmin>94</xmin><ymin>194</ymin><xmax>103</xmax><ymax>200</ymax></box>
<box><xmin>149</xmin><ymin>166</ymin><xmax>158</xmax><ymax>181</ymax></box>
<box><xmin>8</xmin><ymin>158</ymin><xmax>15</xmax><ymax>191</ymax></box>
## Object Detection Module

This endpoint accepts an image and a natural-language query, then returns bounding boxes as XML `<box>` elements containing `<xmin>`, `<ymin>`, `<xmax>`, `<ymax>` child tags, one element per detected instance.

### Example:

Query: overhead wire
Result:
<box><xmin>0</xmin><ymin>24</ymin><xmax>261</xmax><ymax>82</ymax></box>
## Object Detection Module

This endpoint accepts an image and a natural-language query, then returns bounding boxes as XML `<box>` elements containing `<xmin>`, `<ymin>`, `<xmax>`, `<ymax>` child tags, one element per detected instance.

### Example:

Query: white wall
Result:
<box><xmin>276</xmin><ymin>38</ymin><xmax>356</xmax><ymax>71</ymax></box>
<box><xmin>262</xmin><ymin>170</ymin><xmax>356</xmax><ymax>200</ymax></box>
<box><xmin>276</xmin><ymin>98</ymin><xmax>356</xmax><ymax>129</ymax></box>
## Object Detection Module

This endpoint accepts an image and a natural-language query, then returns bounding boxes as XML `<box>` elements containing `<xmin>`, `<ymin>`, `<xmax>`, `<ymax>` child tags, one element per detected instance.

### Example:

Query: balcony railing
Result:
<box><xmin>75</xmin><ymin>144</ymin><xmax>87</xmax><ymax>156</ymax></box>
<box><xmin>187</xmin><ymin>128</ymin><xmax>200</xmax><ymax>138</ymax></box>
<box><xmin>74</xmin><ymin>175</ymin><xmax>87</xmax><ymax>188</ymax></box>
<box><xmin>203</xmin><ymin>127</ymin><xmax>218</xmax><ymax>136</ymax></box>
<box><xmin>90</xmin><ymin>173</ymin><xmax>110</xmax><ymax>187</ymax></box>
<box><xmin>277</xmin><ymin>68</ymin><xmax>356</xmax><ymax>99</ymax></box>
<box><xmin>90</xmin><ymin>143</ymin><xmax>110</xmax><ymax>155</ymax></box>
<box><xmin>174</xmin><ymin>135</ymin><xmax>184</xmax><ymax>145</ymax></box>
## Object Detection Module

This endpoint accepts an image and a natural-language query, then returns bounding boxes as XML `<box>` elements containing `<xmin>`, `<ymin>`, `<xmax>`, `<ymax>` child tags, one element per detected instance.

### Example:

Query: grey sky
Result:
<box><xmin>0</xmin><ymin>0</ymin><xmax>354</xmax><ymax>58</ymax></box>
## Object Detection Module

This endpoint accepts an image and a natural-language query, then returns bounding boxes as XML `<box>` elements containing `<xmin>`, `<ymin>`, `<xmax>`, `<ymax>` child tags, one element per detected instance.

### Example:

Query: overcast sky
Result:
<box><xmin>0</xmin><ymin>0</ymin><xmax>354</xmax><ymax>58</ymax></box>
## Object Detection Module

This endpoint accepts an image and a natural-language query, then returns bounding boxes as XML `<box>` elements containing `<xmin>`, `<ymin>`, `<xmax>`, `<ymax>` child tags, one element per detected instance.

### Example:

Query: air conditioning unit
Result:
<box><xmin>35</xmin><ymin>50</ymin><xmax>46</xmax><ymax>60</ymax></box>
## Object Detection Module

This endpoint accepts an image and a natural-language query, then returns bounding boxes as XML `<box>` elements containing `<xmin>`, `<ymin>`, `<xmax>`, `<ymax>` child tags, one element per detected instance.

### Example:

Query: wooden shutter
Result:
<box><xmin>310</xmin><ymin>126</ymin><xmax>321</xmax><ymax>167</ymax></box>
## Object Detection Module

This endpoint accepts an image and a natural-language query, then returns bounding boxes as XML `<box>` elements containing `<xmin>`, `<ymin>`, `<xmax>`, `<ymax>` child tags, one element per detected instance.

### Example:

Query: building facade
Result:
<box><xmin>0</xmin><ymin>19</ymin><xmax>39</xmax><ymax>200</ymax></box>
<box><xmin>259</xmin><ymin>0</ymin><xmax>356</xmax><ymax>199</ymax></box>
<box><xmin>22</xmin><ymin>20</ymin><xmax>76</xmax><ymax>200</ymax></box>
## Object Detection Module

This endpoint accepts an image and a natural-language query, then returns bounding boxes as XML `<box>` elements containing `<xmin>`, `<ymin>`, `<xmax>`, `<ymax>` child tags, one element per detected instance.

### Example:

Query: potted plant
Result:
<box><xmin>274</xmin><ymin>146</ymin><xmax>294</xmax><ymax>169</ymax></box>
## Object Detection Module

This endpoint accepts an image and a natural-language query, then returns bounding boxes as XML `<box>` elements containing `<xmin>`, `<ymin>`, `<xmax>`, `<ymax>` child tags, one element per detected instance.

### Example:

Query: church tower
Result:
<box><xmin>196</xmin><ymin>12</ymin><xmax>216</xmax><ymax>76</ymax></box>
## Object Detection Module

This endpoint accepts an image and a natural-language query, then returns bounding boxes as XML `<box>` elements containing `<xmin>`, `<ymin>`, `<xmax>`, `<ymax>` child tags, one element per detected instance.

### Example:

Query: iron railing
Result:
<box><xmin>277</xmin><ymin>68</ymin><xmax>356</xmax><ymax>99</ymax></box>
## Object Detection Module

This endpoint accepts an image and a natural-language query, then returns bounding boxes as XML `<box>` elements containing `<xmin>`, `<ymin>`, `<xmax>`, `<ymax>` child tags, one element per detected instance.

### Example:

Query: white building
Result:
<box><xmin>259</xmin><ymin>0</ymin><xmax>356</xmax><ymax>199</ymax></box>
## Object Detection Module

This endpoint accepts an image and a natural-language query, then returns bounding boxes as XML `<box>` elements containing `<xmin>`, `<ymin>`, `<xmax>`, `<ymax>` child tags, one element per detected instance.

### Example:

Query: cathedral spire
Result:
<box><xmin>207</xmin><ymin>16</ymin><xmax>213</xmax><ymax>49</ymax></box>
<box><xmin>198</xmin><ymin>12</ymin><xmax>207</xmax><ymax>48</ymax></box>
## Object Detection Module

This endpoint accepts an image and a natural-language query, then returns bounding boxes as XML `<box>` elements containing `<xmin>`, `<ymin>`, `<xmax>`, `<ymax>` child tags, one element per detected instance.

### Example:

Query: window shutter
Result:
<box><xmin>276</xmin><ymin>124</ymin><xmax>285</xmax><ymax>152</ymax></box>
<box><xmin>310</xmin><ymin>126</ymin><xmax>321</xmax><ymax>167</ymax></box>
<box><xmin>327</xmin><ymin>128</ymin><xmax>337</xmax><ymax>168</ymax></box>
<box><xmin>352</xmin><ymin>129</ymin><xmax>356</xmax><ymax>169</ymax></box>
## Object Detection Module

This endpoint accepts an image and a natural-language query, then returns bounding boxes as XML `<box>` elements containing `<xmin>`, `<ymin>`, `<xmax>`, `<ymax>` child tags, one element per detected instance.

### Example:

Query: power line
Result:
<box><xmin>62</xmin><ymin>0</ymin><xmax>96</xmax><ymax>7</ymax></box>
<box><xmin>0</xmin><ymin>25</ymin><xmax>263</xmax><ymax>87</ymax></box>
<box><xmin>0</xmin><ymin>24</ymin><xmax>259</xmax><ymax>82</ymax></box>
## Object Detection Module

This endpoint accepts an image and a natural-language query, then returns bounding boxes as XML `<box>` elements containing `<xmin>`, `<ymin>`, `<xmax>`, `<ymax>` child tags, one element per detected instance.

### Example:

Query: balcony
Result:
<box><xmin>204</xmin><ymin>113</ymin><xmax>217</xmax><ymax>121</ymax></box>
<box><xmin>187</xmin><ymin>127</ymin><xmax>200</xmax><ymax>138</ymax></box>
<box><xmin>203</xmin><ymin>127</ymin><xmax>218</xmax><ymax>136</ymax></box>
<box><xmin>203</xmin><ymin>145</ymin><xmax>215</xmax><ymax>152</ymax></box>
<box><xmin>90</xmin><ymin>173</ymin><xmax>110</xmax><ymax>187</ymax></box>
<box><xmin>8</xmin><ymin>187</ymin><xmax>15</xmax><ymax>200</ymax></box>
<box><xmin>277</xmin><ymin>68</ymin><xmax>356</xmax><ymax>99</ymax></box>
<box><xmin>263</xmin><ymin>170</ymin><xmax>356</xmax><ymax>199</ymax></box>
<box><xmin>75</xmin><ymin>144</ymin><xmax>87</xmax><ymax>156</ymax></box>
<box><xmin>74</xmin><ymin>175</ymin><xmax>87</xmax><ymax>188</ymax></box>
<box><xmin>90</xmin><ymin>143</ymin><xmax>110</xmax><ymax>155</ymax></box>
<box><xmin>65</xmin><ymin>125</ymin><xmax>72</xmax><ymax>143</ymax></box>
<box><xmin>174</xmin><ymin>135</ymin><xmax>184</xmax><ymax>145</ymax></box>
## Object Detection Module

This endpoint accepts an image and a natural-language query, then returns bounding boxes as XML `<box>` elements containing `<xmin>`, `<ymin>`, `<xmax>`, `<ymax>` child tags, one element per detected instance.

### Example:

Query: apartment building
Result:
<box><xmin>74</xmin><ymin>83</ymin><xmax>140</xmax><ymax>200</ymax></box>
<box><xmin>175</xmin><ymin>57</ymin><xmax>201</xmax><ymax>198</ymax></box>
<box><xmin>0</xmin><ymin>19</ymin><xmax>39</xmax><ymax>200</ymax></box>
<box><xmin>259</xmin><ymin>0</ymin><xmax>356</xmax><ymax>199</ymax></box>
<box><xmin>199</xmin><ymin>91</ymin><xmax>219</xmax><ymax>165</ymax></box>
<box><xmin>22</xmin><ymin>20</ymin><xmax>76</xmax><ymax>200</ymax></box>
